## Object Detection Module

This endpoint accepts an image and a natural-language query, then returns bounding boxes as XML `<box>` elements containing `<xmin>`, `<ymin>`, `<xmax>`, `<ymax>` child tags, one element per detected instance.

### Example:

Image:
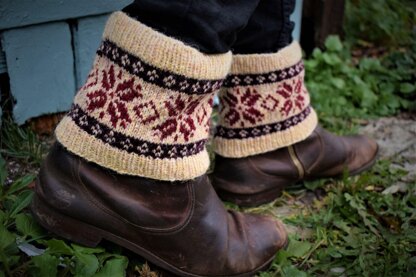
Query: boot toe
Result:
<box><xmin>344</xmin><ymin>135</ymin><xmax>378</xmax><ymax>174</ymax></box>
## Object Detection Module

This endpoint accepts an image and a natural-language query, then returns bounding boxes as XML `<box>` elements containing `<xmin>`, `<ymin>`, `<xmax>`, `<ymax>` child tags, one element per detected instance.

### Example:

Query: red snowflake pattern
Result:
<box><xmin>152</xmin><ymin>95</ymin><xmax>212</xmax><ymax>142</ymax></box>
<box><xmin>221</xmin><ymin>88</ymin><xmax>264</xmax><ymax>127</ymax></box>
<box><xmin>85</xmin><ymin>65</ymin><xmax>142</xmax><ymax>129</ymax></box>
<box><xmin>276</xmin><ymin>77</ymin><xmax>306</xmax><ymax>116</ymax></box>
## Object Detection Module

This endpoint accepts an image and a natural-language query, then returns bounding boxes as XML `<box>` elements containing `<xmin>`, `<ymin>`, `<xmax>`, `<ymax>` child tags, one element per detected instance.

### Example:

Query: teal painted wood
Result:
<box><xmin>1</xmin><ymin>22</ymin><xmax>75</xmax><ymax>124</ymax></box>
<box><xmin>73</xmin><ymin>14</ymin><xmax>110</xmax><ymax>89</ymax></box>
<box><xmin>291</xmin><ymin>0</ymin><xmax>304</xmax><ymax>42</ymax></box>
<box><xmin>0</xmin><ymin>41</ymin><xmax>6</xmax><ymax>74</ymax></box>
<box><xmin>0</xmin><ymin>0</ymin><xmax>132</xmax><ymax>30</ymax></box>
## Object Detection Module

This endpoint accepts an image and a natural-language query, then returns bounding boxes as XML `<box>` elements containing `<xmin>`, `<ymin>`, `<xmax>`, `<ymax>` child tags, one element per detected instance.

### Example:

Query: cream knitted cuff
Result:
<box><xmin>55</xmin><ymin>12</ymin><xmax>232</xmax><ymax>181</ymax></box>
<box><xmin>214</xmin><ymin>41</ymin><xmax>318</xmax><ymax>158</ymax></box>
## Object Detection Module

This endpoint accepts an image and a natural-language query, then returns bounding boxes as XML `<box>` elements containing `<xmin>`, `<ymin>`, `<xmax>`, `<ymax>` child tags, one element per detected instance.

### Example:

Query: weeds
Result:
<box><xmin>0</xmin><ymin>1</ymin><xmax>415</xmax><ymax>276</ymax></box>
<box><xmin>304</xmin><ymin>36</ymin><xmax>415</xmax><ymax>133</ymax></box>
<box><xmin>0</xmin><ymin>118</ymin><xmax>47</xmax><ymax>166</ymax></box>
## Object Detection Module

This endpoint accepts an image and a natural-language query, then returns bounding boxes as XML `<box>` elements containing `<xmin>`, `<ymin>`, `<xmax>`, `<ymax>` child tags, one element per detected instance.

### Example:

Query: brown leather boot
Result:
<box><xmin>31</xmin><ymin>144</ymin><xmax>288</xmax><ymax>277</ymax></box>
<box><xmin>212</xmin><ymin>126</ymin><xmax>378</xmax><ymax>206</ymax></box>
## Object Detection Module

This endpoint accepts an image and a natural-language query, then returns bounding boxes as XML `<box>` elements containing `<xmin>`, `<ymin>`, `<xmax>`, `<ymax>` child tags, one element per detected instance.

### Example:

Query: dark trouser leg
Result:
<box><xmin>123</xmin><ymin>0</ymin><xmax>261</xmax><ymax>54</ymax></box>
<box><xmin>232</xmin><ymin>0</ymin><xmax>296</xmax><ymax>54</ymax></box>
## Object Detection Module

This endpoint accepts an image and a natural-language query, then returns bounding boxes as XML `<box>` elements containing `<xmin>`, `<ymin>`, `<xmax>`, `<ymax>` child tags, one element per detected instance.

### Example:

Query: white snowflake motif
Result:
<box><xmin>274</xmin><ymin>123</ymin><xmax>282</xmax><ymax>131</ymax></box>
<box><xmin>121</xmin><ymin>138</ymin><xmax>133</xmax><ymax>150</ymax></box>
<box><xmin>239</xmin><ymin>130</ymin><xmax>248</xmax><ymax>138</ymax></box>
<box><xmin>137</xmin><ymin>143</ymin><xmax>149</xmax><ymax>154</ymax></box>
<box><xmin>168</xmin><ymin>147</ymin><xmax>177</xmax><ymax>158</ymax></box>
<box><xmin>111</xmin><ymin>48</ymin><xmax>119</xmax><ymax>60</ymax></box>
<box><xmin>203</xmin><ymin>82</ymin><xmax>212</xmax><ymax>92</ymax></box>
<box><xmin>263</xmin><ymin>125</ymin><xmax>272</xmax><ymax>134</ymax></box>
<box><xmin>279</xmin><ymin>71</ymin><xmax>287</xmax><ymax>79</ymax></box>
<box><xmin>218</xmin><ymin>129</ymin><xmax>225</xmax><ymax>136</ymax></box>
<box><xmin>179</xmin><ymin>80</ymin><xmax>189</xmax><ymax>90</ymax></box>
<box><xmin>180</xmin><ymin>147</ymin><xmax>189</xmax><ymax>156</ymax></box>
<box><xmin>211</xmin><ymin>81</ymin><xmax>221</xmax><ymax>91</ymax></box>
<box><xmin>147</xmin><ymin>70</ymin><xmax>159</xmax><ymax>81</ymax></box>
<box><xmin>190</xmin><ymin>144</ymin><xmax>198</xmax><ymax>154</ymax></box>
<box><xmin>244</xmin><ymin>76</ymin><xmax>253</xmax><ymax>84</ymax></box>
<box><xmin>104</xmin><ymin>131</ymin><xmax>115</xmax><ymax>144</ymax></box>
<box><xmin>163</xmin><ymin>75</ymin><xmax>176</xmax><ymax>87</ymax></box>
<box><xmin>268</xmin><ymin>73</ymin><xmax>277</xmax><ymax>81</ymax></box>
<box><xmin>191</xmin><ymin>82</ymin><xmax>201</xmax><ymax>93</ymax></box>
<box><xmin>256</xmin><ymin>76</ymin><xmax>266</xmax><ymax>83</ymax></box>
<box><xmin>121</xmin><ymin>54</ymin><xmax>130</xmax><ymax>66</ymax></box>
<box><xmin>79</xmin><ymin>115</ymin><xmax>88</xmax><ymax>126</ymax></box>
<box><xmin>132</xmin><ymin>61</ymin><xmax>144</xmax><ymax>74</ymax></box>
<box><xmin>231</xmin><ymin>76</ymin><xmax>241</xmax><ymax>85</ymax></box>
<box><xmin>292</xmin><ymin>116</ymin><xmax>299</xmax><ymax>124</ymax></box>
<box><xmin>284</xmin><ymin>119</ymin><xmax>292</xmax><ymax>127</ymax></box>
<box><xmin>91</xmin><ymin>123</ymin><xmax>102</xmax><ymax>136</ymax></box>
<box><xmin>227</xmin><ymin>130</ymin><xmax>236</xmax><ymax>137</ymax></box>
<box><xmin>251</xmin><ymin>128</ymin><xmax>260</xmax><ymax>136</ymax></box>
<box><xmin>288</xmin><ymin>67</ymin><xmax>296</xmax><ymax>76</ymax></box>
<box><xmin>153</xmin><ymin>145</ymin><xmax>164</xmax><ymax>158</ymax></box>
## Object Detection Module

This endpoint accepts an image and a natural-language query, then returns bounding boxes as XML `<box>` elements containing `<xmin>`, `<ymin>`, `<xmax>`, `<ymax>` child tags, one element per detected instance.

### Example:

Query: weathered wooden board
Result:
<box><xmin>73</xmin><ymin>14</ymin><xmax>109</xmax><ymax>89</ymax></box>
<box><xmin>1</xmin><ymin>22</ymin><xmax>75</xmax><ymax>124</ymax></box>
<box><xmin>0</xmin><ymin>0</ymin><xmax>132</xmax><ymax>30</ymax></box>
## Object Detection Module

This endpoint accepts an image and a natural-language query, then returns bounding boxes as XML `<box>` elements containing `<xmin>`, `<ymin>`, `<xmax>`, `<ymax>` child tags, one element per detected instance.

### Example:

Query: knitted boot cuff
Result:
<box><xmin>56</xmin><ymin>12</ymin><xmax>232</xmax><ymax>181</ymax></box>
<box><xmin>214</xmin><ymin>41</ymin><xmax>317</xmax><ymax>158</ymax></box>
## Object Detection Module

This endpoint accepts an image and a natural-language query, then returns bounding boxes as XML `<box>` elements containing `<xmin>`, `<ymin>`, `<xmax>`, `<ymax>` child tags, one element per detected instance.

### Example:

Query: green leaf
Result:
<box><xmin>32</xmin><ymin>253</ymin><xmax>60</xmax><ymax>277</ymax></box>
<box><xmin>94</xmin><ymin>256</ymin><xmax>128</xmax><ymax>277</ymax></box>
<box><xmin>281</xmin><ymin>265</ymin><xmax>309</xmax><ymax>277</ymax></box>
<box><xmin>0</xmin><ymin>225</ymin><xmax>16</xmax><ymax>250</ymax></box>
<box><xmin>325</xmin><ymin>36</ymin><xmax>343</xmax><ymax>52</ymax></box>
<box><xmin>331</xmin><ymin>78</ymin><xmax>346</xmax><ymax>89</ymax></box>
<box><xmin>0</xmin><ymin>154</ymin><xmax>6</xmax><ymax>187</ymax></box>
<box><xmin>399</xmin><ymin>83</ymin><xmax>415</xmax><ymax>94</ymax></box>
<box><xmin>285</xmin><ymin>239</ymin><xmax>312</xmax><ymax>258</ymax></box>
<box><xmin>8</xmin><ymin>190</ymin><xmax>33</xmax><ymax>218</ymax></box>
<box><xmin>15</xmin><ymin>213</ymin><xmax>44</xmax><ymax>238</ymax></box>
<box><xmin>46</xmin><ymin>239</ymin><xmax>74</xmax><ymax>255</ymax></box>
<box><xmin>75</xmin><ymin>252</ymin><xmax>99</xmax><ymax>276</ymax></box>
<box><xmin>0</xmin><ymin>210</ymin><xmax>6</xmax><ymax>225</ymax></box>
<box><xmin>72</xmin><ymin>243</ymin><xmax>105</xmax><ymax>254</ymax></box>
<box><xmin>7</xmin><ymin>175</ymin><xmax>35</xmax><ymax>195</ymax></box>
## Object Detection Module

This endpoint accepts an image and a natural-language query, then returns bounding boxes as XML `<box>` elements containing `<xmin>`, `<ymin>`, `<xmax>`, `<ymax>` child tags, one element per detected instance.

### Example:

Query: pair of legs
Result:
<box><xmin>31</xmin><ymin>1</ymin><xmax>378</xmax><ymax>276</ymax></box>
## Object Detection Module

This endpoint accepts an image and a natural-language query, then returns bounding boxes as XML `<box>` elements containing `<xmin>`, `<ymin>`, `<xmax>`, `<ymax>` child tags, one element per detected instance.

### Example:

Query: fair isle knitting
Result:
<box><xmin>214</xmin><ymin>41</ymin><xmax>318</xmax><ymax>158</ymax></box>
<box><xmin>55</xmin><ymin>12</ymin><xmax>232</xmax><ymax>181</ymax></box>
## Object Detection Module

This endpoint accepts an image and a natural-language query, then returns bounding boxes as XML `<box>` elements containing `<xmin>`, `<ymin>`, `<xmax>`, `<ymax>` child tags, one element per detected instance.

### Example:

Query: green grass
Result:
<box><xmin>0</xmin><ymin>122</ymin><xmax>414</xmax><ymax>276</ymax></box>
<box><xmin>1</xmin><ymin>1</ymin><xmax>415</xmax><ymax>275</ymax></box>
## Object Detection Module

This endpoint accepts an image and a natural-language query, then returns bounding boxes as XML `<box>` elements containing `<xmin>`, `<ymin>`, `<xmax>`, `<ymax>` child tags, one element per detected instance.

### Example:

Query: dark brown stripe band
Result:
<box><xmin>69</xmin><ymin>105</ymin><xmax>206</xmax><ymax>159</ymax></box>
<box><xmin>215</xmin><ymin>106</ymin><xmax>312</xmax><ymax>139</ymax></box>
<box><xmin>223</xmin><ymin>61</ymin><xmax>304</xmax><ymax>87</ymax></box>
<box><xmin>97</xmin><ymin>40</ymin><xmax>224</xmax><ymax>95</ymax></box>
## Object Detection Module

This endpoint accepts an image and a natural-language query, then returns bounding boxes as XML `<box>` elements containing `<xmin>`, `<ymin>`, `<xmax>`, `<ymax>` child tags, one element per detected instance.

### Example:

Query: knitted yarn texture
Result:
<box><xmin>56</xmin><ymin>12</ymin><xmax>232</xmax><ymax>181</ymax></box>
<box><xmin>214</xmin><ymin>41</ymin><xmax>318</xmax><ymax>157</ymax></box>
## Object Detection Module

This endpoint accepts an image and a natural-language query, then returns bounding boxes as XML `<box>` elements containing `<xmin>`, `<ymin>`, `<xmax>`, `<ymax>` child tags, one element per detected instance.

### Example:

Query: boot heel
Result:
<box><xmin>31</xmin><ymin>195</ymin><xmax>103</xmax><ymax>247</ymax></box>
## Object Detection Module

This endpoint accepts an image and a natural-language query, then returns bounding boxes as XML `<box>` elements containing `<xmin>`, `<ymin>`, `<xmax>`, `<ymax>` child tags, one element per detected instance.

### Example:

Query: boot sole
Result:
<box><xmin>216</xmin><ymin>145</ymin><xmax>379</xmax><ymax>207</ymax></box>
<box><xmin>31</xmin><ymin>192</ymin><xmax>277</xmax><ymax>277</ymax></box>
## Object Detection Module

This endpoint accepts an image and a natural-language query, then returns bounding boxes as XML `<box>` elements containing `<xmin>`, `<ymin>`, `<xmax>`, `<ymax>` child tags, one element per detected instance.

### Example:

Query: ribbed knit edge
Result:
<box><xmin>214</xmin><ymin>109</ymin><xmax>318</xmax><ymax>158</ymax></box>
<box><xmin>104</xmin><ymin>12</ymin><xmax>232</xmax><ymax>80</ymax></box>
<box><xmin>230</xmin><ymin>41</ymin><xmax>302</xmax><ymax>74</ymax></box>
<box><xmin>56</xmin><ymin>118</ymin><xmax>210</xmax><ymax>181</ymax></box>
